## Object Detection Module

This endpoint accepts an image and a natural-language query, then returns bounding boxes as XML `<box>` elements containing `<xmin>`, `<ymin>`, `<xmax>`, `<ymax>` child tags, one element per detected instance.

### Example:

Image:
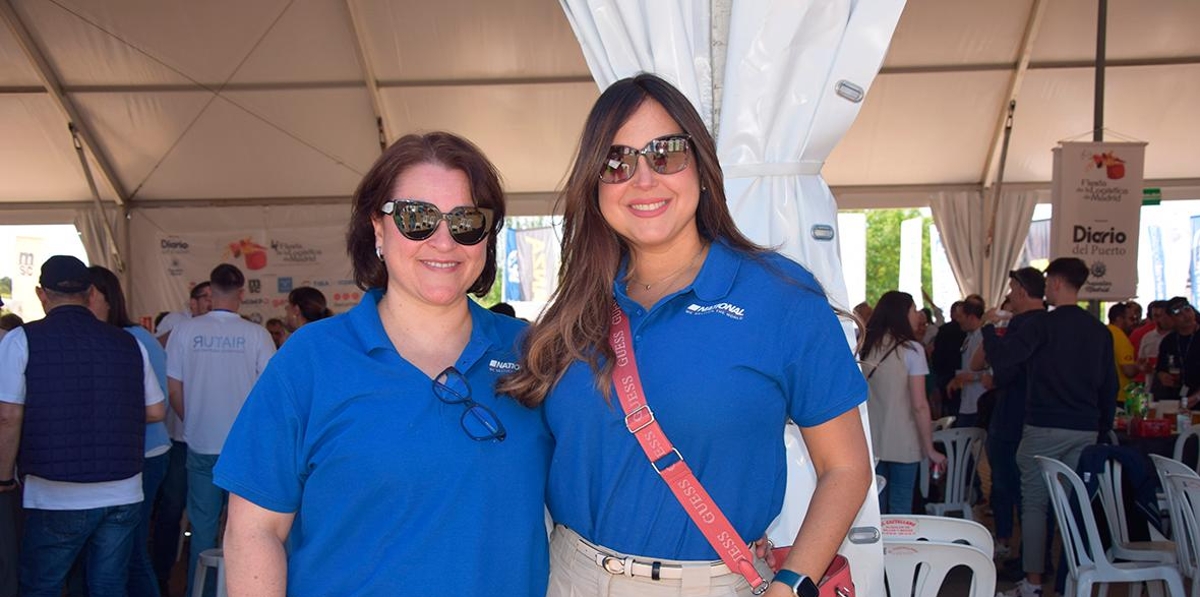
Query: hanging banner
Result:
<box><xmin>11</xmin><ymin>236</ymin><xmax>45</xmax><ymax>322</ymax></box>
<box><xmin>502</xmin><ymin>228</ymin><xmax>523</xmax><ymax>302</ymax></box>
<box><xmin>1149</xmin><ymin>226</ymin><xmax>1166</xmax><ymax>300</ymax></box>
<box><xmin>1050</xmin><ymin>142</ymin><xmax>1146</xmax><ymax>299</ymax></box>
<box><xmin>1192</xmin><ymin>217</ymin><xmax>1200</xmax><ymax>307</ymax></box>
<box><xmin>514</xmin><ymin>227</ymin><xmax>561</xmax><ymax>302</ymax></box>
<box><xmin>130</xmin><ymin>205</ymin><xmax>360</xmax><ymax>328</ymax></box>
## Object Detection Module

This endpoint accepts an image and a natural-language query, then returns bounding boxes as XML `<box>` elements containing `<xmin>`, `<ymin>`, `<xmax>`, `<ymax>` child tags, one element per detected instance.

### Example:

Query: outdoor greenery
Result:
<box><xmin>0</xmin><ymin>276</ymin><xmax>10</xmax><ymax>297</ymax></box>
<box><xmin>862</xmin><ymin>209</ymin><xmax>933</xmax><ymax>307</ymax></box>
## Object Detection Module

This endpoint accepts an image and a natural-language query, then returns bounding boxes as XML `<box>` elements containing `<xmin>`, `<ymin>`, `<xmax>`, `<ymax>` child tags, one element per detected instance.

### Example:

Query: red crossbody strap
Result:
<box><xmin>608</xmin><ymin>302</ymin><xmax>770</xmax><ymax>594</ymax></box>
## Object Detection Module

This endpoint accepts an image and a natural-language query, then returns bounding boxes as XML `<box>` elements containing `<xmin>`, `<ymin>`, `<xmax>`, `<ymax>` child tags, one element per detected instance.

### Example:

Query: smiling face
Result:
<box><xmin>598</xmin><ymin>99</ymin><xmax>702</xmax><ymax>255</ymax></box>
<box><xmin>371</xmin><ymin>162</ymin><xmax>486</xmax><ymax>309</ymax></box>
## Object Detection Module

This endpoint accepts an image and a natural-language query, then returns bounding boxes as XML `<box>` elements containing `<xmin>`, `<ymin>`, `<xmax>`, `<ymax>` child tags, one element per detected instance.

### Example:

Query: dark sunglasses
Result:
<box><xmin>381</xmin><ymin>200</ymin><xmax>494</xmax><ymax>245</ymax></box>
<box><xmin>433</xmin><ymin>367</ymin><xmax>506</xmax><ymax>442</ymax></box>
<box><xmin>599</xmin><ymin>134</ymin><xmax>692</xmax><ymax>184</ymax></box>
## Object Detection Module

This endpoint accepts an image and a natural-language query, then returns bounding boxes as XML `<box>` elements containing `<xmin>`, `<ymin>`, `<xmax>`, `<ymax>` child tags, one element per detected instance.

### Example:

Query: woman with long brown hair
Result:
<box><xmin>500</xmin><ymin>74</ymin><xmax>871</xmax><ymax>597</ymax></box>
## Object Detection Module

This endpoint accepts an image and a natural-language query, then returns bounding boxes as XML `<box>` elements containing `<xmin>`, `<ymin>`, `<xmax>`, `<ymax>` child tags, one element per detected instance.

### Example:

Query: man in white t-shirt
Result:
<box><xmin>0</xmin><ymin>256</ymin><xmax>166</xmax><ymax>595</ymax></box>
<box><xmin>951</xmin><ymin>301</ymin><xmax>990</xmax><ymax>428</ymax></box>
<box><xmin>155</xmin><ymin>281</ymin><xmax>212</xmax><ymax>348</ymax></box>
<box><xmin>166</xmin><ymin>264</ymin><xmax>273</xmax><ymax>595</ymax></box>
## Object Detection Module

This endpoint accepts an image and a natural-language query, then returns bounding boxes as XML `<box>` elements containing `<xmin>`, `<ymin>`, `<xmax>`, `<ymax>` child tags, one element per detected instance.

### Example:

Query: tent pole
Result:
<box><xmin>1088</xmin><ymin>0</ymin><xmax>1107</xmax><ymax>318</ymax></box>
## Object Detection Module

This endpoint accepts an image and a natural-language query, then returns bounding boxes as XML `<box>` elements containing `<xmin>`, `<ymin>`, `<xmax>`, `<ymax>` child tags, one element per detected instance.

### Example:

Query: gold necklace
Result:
<box><xmin>628</xmin><ymin>245</ymin><xmax>707</xmax><ymax>292</ymax></box>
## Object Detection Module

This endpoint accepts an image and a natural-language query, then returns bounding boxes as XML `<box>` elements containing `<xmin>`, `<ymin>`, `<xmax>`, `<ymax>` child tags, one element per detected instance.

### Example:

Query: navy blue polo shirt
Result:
<box><xmin>214</xmin><ymin>290</ymin><xmax>551</xmax><ymax>597</ymax></box>
<box><xmin>544</xmin><ymin>241</ymin><xmax>866</xmax><ymax>560</ymax></box>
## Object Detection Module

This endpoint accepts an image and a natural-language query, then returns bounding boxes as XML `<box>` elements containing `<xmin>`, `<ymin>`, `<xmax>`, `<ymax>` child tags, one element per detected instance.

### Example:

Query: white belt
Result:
<box><xmin>571</xmin><ymin>535</ymin><xmax>731</xmax><ymax>580</ymax></box>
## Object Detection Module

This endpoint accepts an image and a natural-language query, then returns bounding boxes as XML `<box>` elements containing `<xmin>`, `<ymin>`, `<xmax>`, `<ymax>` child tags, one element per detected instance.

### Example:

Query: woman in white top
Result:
<box><xmin>861</xmin><ymin>291</ymin><xmax>946</xmax><ymax>514</ymax></box>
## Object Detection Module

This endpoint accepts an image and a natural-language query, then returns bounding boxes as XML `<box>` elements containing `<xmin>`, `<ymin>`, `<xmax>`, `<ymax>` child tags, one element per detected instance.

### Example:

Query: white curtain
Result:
<box><xmin>930</xmin><ymin>190</ymin><xmax>1039</xmax><ymax>308</ymax></box>
<box><xmin>74</xmin><ymin>205</ymin><xmax>125</xmax><ymax>274</ymax></box>
<box><xmin>559</xmin><ymin>1</ymin><xmax>906</xmax><ymax>592</ymax></box>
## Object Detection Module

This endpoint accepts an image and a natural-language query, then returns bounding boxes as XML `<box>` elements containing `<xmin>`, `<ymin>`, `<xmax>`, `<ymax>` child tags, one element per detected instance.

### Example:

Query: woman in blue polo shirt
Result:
<box><xmin>213</xmin><ymin>132</ymin><xmax>552</xmax><ymax>596</ymax></box>
<box><xmin>500</xmin><ymin>74</ymin><xmax>872</xmax><ymax>596</ymax></box>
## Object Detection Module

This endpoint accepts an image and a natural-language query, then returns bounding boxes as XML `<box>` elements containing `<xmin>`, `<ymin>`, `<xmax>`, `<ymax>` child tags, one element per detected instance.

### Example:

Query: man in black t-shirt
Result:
<box><xmin>1158</xmin><ymin>296</ymin><xmax>1199</xmax><ymax>404</ymax></box>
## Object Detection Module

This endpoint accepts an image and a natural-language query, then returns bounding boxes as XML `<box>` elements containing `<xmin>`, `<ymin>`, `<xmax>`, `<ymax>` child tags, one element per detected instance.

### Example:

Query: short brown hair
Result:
<box><xmin>347</xmin><ymin>132</ymin><xmax>505</xmax><ymax>296</ymax></box>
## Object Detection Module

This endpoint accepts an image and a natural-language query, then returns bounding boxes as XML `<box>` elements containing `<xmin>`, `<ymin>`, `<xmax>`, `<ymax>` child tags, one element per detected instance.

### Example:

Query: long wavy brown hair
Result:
<box><xmin>499</xmin><ymin>74</ymin><xmax>761</xmax><ymax>407</ymax></box>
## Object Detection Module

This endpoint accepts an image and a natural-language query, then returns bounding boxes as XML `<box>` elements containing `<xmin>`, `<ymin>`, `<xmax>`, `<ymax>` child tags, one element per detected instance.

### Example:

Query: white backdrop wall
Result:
<box><xmin>129</xmin><ymin>203</ymin><xmax>357</xmax><ymax>326</ymax></box>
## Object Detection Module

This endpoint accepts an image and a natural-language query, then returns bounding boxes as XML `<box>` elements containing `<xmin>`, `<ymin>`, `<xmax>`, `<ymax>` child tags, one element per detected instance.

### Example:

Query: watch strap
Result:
<box><xmin>773</xmin><ymin>568</ymin><xmax>819</xmax><ymax>597</ymax></box>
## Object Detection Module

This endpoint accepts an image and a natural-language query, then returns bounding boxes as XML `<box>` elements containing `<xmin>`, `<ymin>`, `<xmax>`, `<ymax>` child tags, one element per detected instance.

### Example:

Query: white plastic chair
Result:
<box><xmin>882</xmin><ymin>540</ymin><xmax>995</xmax><ymax>597</ymax></box>
<box><xmin>918</xmin><ymin>427</ymin><xmax>984</xmax><ymax>520</ymax></box>
<box><xmin>1149</xmin><ymin>454</ymin><xmax>1199</xmax><ymax>540</ymax></box>
<box><xmin>932</xmin><ymin>416</ymin><xmax>955</xmax><ymax>431</ymax></box>
<box><xmin>1037</xmin><ymin>456</ymin><xmax>1185</xmax><ymax>597</ymax></box>
<box><xmin>191</xmin><ymin>548</ymin><xmax>227</xmax><ymax>597</ymax></box>
<box><xmin>1173</xmin><ymin>426</ymin><xmax>1200</xmax><ymax>471</ymax></box>
<box><xmin>1164</xmin><ymin>473</ymin><xmax>1200</xmax><ymax>596</ymax></box>
<box><xmin>1095</xmin><ymin>459</ymin><xmax>1175</xmax><ymax>564</ymax></box>
<box><xmin>880</xmin><ymin>514</ymin><xmax>993</xmax><ymax>558</ymax></box>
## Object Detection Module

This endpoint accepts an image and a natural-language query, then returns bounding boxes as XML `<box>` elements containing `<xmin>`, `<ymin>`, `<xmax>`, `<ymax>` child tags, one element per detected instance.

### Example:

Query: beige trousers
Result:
<box><xmin>546</xmin><ymin>526</ymin><xmax>774</xmax><ymax>597</ymax></box>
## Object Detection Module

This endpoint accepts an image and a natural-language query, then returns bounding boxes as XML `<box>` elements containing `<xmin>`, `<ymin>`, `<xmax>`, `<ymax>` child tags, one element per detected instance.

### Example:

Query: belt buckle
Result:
<box><xmin>602</xmin><ymin>556</ymin><xmax>626</xmax><ymax>575</ymax></box>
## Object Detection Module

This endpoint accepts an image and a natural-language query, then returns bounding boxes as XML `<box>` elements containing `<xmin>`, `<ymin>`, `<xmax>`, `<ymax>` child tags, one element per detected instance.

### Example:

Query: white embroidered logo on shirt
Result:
<box><xmin>685</xmin><ymin>302</ymin><xmax>746</xmax><ymax>320</ymax></box>
<box><xmin>488</xmin><ymin>359</ymin><xmax>521</xmax><ymax>373</ymax></box>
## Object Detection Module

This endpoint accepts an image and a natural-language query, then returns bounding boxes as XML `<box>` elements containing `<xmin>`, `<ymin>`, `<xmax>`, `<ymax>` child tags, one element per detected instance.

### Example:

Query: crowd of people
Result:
<box><xmin>858</xmin><ymin>260</ymin><xmax>1200</xmax><ymax>597</ymax></box>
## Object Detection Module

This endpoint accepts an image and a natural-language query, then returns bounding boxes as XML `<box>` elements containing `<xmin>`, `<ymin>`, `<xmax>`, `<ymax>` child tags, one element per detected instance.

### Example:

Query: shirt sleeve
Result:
<box><xmin>0</xmin><ymin>328</ymin><xmax>28</xmax><ymax>405</ymax></box>
<box><xmin>165</xmin><ymin>324</ymin><xmax>185</xmax><ymax>380</ymax></box>
<box><xmin>255</xmin><ymin>328</ymin><xmax>276</xmax><ymax>376</ymax></box>
<box><xmin>782</xmin><ymin>296</ymin><xmax>867</xmax><ymax>428</ymax></box>
<box><xmin>903</xmin><ymin>341</ymin><xmax>930</xmax><ymax>376</ymax></box>
<box><xmin>137</xmin><ymin>342</ymin><xmax>166</xmax><ymax>406</ymax></box>
<box><xmin>213</xmin><ymin>357</ymin><xmax>304</xmax><ymax>514</ymax></box>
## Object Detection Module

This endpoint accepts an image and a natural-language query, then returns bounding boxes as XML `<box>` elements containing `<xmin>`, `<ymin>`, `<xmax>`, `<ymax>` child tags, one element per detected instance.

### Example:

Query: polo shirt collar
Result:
<box><xmin>348</xmin><ymin>289</ymin><xmax>499</xmax><ymax>366</ymax></box>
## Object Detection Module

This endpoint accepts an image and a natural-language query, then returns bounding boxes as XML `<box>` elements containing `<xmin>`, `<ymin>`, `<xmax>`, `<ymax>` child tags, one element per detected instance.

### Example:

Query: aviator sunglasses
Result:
<box><xmin>381</xmin><ymin>199</ymin><xmax>494</xmax><ymax>245</ymax></box>
<box><xmin>599</xmin><ymin>134</ymin><xmax>693</xmax><ymax>184</ymax></box>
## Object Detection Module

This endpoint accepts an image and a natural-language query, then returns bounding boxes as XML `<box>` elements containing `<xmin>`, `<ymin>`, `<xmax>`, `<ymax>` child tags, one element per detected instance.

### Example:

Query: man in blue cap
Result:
<box><xmin>0</xmin><ymin>255</ymin><xmax>166</xmax><ymax>596</ymax></box>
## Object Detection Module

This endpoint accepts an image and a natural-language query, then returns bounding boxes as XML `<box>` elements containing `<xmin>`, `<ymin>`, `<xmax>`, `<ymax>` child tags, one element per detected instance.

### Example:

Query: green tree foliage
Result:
<box><xmin>862</xmin><ymin>209</ymin><xmax>933</xmax><ymax>307</ymax></box>
<box><xmin>0</xmin><ymin>276</ymin><xmax>10</xmax><ymax>297</ymax></box>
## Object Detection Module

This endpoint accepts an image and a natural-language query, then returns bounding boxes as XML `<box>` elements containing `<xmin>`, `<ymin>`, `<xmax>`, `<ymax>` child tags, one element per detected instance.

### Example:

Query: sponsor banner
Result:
<box><xmin>11</xmin><ymin>236</ymin><xmax>45</xmax><ymax>321</ymax></box>
<box><xmin>149</xmin><ymin>226</ymin><xmax>359</xmax><ymax>326</ymax></box>
<box><xmin>503</xmin><ymin>228</ymin><xmax>523</xmax><ymax>302</ymax></box>
<box><xmin>1192</xmin><ymin>218</ymin><xmax>1200</xmax><ymax>307</ymax></box>
<box><xmin>1050</xmin><ymin>142</ymin><xmax>1145</xmax><ymax>299</ymax></box>
<box><xmin>1149</xmin><ymin>226</ymin><xmax>1166</xmax><ymax>300</ymax></box>
<box><xmin>514</xmin><ymin>228</ymin><xmax>560</xmax><ymax>302</ymax></box>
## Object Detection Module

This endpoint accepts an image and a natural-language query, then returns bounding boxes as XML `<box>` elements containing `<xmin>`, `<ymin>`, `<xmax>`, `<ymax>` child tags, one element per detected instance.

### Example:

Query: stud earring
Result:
<box><xmin>375</xmin><ymin>246</ymin><xmax>383</xmax><ymax>261</ymax></box>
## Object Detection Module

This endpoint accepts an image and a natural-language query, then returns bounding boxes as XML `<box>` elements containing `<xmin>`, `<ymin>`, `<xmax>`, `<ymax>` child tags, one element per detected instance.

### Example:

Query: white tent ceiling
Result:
<box><xmin>1</xmin><ymin>0</ymin><xmax>1198</xmax><ymax>215</ymax></box>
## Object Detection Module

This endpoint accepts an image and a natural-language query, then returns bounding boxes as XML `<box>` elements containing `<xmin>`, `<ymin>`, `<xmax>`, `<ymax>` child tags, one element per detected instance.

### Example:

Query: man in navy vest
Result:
<box><xmin>0</xmin><ymin>255</ymin><xmax>166</xmax><ymax>597</ymax></box>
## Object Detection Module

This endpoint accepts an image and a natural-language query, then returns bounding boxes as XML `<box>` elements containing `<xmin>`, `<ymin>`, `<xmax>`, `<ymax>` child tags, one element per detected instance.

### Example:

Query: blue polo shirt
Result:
<box><xmin>544</xmin><ymin>241</ymin><xmax>866</xmax><ymax>560</ymax></box>
<box><xmin>214</xmin><ymin>290</ymin><xmax>551</xmax><ymax>597</ymax></box>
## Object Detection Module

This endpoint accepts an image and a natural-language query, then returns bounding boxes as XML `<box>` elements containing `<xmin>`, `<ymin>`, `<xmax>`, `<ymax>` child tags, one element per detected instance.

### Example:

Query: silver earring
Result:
<box><xmin>375</xmin><ymin>246</ymin><xmax>383</xmax><ymax>261</ymax></box>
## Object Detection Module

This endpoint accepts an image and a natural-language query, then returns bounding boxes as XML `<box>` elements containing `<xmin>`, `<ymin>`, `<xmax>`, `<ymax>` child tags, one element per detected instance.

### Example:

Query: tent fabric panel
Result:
<box><xmin>0</xmin><ymin>19</ymin><xmax>42</xmax><ymax>86</ymax></box>
<box><xmin>69</xmin><ymin>90</ymin><xmax>213</xmax><ymax>199</ymax></box>
<box><xmin>19</xmin><ymin>0</ymin><xmax>292</xmax><ymax>87</ymax></box>
<box><xmin>824</xmin><ymin>70</ymin><xmax>1010</xmax><ymax>187</ymax></box>
<box><xmin>1031</xmin><ymin>0</ymin><xmax>1200</xmax><ymax>62</ymax></box>
<box><xmin>1004</xmin><ymin>64</ymin><xmax>1200</xmax><ymax>184</ymax></box>
<box><xmin>225</xmin><ymin>0</ymin><xmax>365</xmax><ymax>85</ymax></box>
<box><xmin>884</xmin><ymin>0</ymin><xmax>1033</xmax><ymax>68</ymax></box>
<box><xmin>129</xmin><ymin>95</ymin><xmax>364</xmax><ymax>200</ymax></box>
<box><xmin>358</xmin><ymin>0</ymin><xmax>589</xmax><ymax>81</ymax></box>
<box><xmin>0</xmin><ymin>95</ymin><xmax>98</xmax><ymax>202</ymax></box>
<box><xmin>380</xmin><ymin>82</ymin><xmax>599</xmax><ymax>194</ymax></box>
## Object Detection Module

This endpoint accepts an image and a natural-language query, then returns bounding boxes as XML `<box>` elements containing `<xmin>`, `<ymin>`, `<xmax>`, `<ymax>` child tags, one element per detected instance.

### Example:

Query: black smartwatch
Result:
<box><xmin>772</xmin><ymin>569</ymin><xmax>818</xmax><ymax>597</ymax></box>
<box><xmin>0</xmin><ymin>478</ymin><xmax>16</xmax><ymax>488</ymax></box>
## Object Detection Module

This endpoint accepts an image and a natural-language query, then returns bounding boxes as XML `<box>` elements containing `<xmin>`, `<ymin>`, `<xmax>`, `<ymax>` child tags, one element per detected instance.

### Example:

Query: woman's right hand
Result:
<box><xmin>925</xmin><ymin>450</ymin><xmax>946</xmax><ymax>466</ymax></box>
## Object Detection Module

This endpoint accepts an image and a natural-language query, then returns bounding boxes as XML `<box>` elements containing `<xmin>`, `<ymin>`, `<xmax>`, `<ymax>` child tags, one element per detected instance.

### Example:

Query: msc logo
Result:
<box><xmin>685</xmin><ymin>302</ymin><xmax>746</xmax><ymax>320</ymax></box>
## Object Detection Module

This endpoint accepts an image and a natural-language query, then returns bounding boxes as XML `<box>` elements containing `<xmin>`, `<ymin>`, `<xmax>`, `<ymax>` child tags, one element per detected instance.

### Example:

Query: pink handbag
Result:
<box><xmin>609</xmin><ymin>303</ymin><xmax>855</xmax><ymax>596</ymax></box>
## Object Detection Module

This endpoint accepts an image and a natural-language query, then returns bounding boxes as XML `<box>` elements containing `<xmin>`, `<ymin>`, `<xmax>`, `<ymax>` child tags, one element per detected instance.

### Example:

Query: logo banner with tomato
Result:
<box><xmin>1050</xmin><ymin>141</ymin><xmax>1146</xmax><ymax>299</ymax></box>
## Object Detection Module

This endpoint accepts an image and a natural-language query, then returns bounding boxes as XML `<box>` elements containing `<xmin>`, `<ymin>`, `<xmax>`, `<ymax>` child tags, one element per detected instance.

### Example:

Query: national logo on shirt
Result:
<box><xmin>489</xmin><ymin>359</ymin><xmax>520</xmax><ymax>373</ymax></box>
<box><xmin>685</xmin><ymin>302</ymin><xmax>746</xmax><ymax>320</ymax></box>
